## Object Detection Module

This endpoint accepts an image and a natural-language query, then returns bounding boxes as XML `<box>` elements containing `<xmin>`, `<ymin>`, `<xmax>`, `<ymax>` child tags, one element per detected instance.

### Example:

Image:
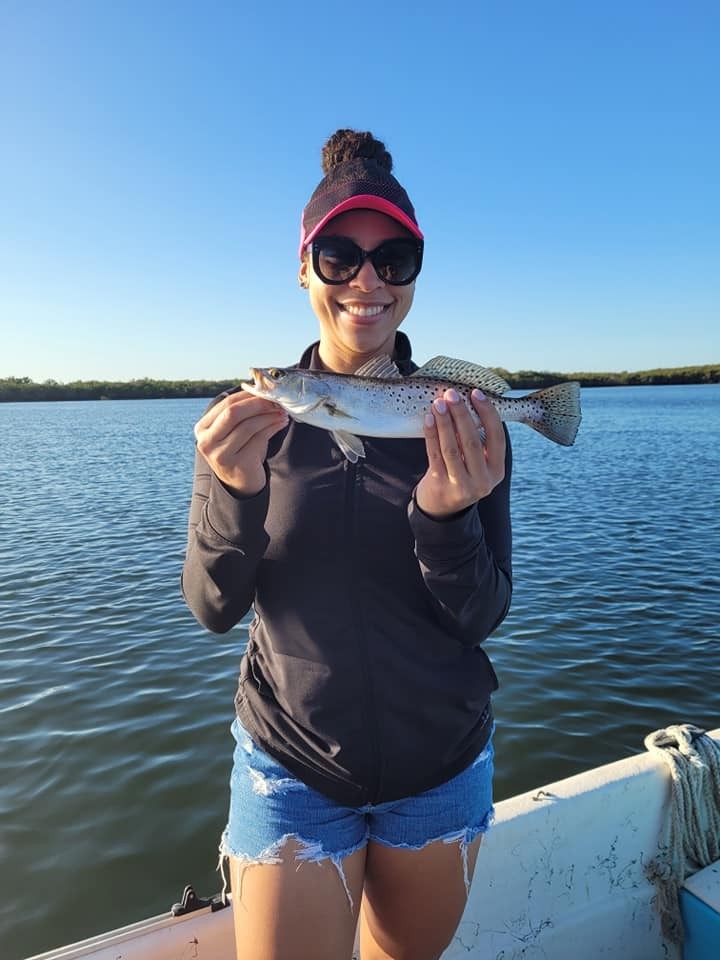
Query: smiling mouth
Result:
<box><xmin>338</xmin><ymin>303</ymin><xmax>390</xmax><ymax>318</ymax></box>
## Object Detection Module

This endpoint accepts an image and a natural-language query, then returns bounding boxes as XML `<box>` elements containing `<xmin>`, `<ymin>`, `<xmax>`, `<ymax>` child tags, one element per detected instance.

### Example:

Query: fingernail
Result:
<box><xmin>446</xmin><ymin>388</ymin><xmax>461</xmax><ymax>404</ymax></box>
<box><xmin>434</xmin><ymin>398</ymin><xmax>447</xmax><ymax>414</ymax></box>
<box><xmin>424</xmin><ymin>413</ymin><xmax>435</xmax><ymax>428</ymax></box>
<box><xmin>472</xmin><ymin>389</ymin><xmax>486</xmax><ymax>401</ymax></box>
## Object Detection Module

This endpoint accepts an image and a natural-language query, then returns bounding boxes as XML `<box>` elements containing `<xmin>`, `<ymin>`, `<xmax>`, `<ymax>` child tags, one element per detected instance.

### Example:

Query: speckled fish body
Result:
<box><xmin>241</xmin><ymin>354</ymin><xmax>581</xmax><ymax>463</ymax></box>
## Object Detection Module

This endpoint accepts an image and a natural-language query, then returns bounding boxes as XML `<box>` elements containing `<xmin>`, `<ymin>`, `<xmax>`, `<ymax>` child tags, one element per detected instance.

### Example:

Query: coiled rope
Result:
<box><xmin>644</xmin><ymin>723</ymin><xmax>720</xmax><ymax>946</ymax></box>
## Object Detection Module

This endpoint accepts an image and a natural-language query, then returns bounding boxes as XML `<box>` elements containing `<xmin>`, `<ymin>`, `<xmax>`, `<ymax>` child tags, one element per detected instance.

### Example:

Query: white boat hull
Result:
<box><xmin>27</xmin><ymin>728</ymin><xmax>720</xmax><ymax>960</ymax></box>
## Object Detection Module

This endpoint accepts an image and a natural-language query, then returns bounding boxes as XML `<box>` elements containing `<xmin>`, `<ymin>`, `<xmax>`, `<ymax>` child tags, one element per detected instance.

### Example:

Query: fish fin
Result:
<box><xmin>354</xmin><ymin>355</ymin><xmax>401</xmax><ymax>379</ymax></box>
<box><xmin>332</xmin><ymin>431</ymin><xmax>366</xmax><ymax>462</ymax></box>
<box><xmin>290</xmin><ymin>399</ymin><xmax>325</xmax><ymax>415</ymax></box>
<box><xmin>324</xmin><ymin>401</ymin><xmax>358</xmax><ymax>420</ymax></box>
<box><xmin>413</xmin><ymin>356</ymin><xmax>511</xmax><ymax>395</ymax></box>
<box><xmin>524</xmin><ymin>381</ymin><xmax>582</xmax><ymax>446</ymax></box>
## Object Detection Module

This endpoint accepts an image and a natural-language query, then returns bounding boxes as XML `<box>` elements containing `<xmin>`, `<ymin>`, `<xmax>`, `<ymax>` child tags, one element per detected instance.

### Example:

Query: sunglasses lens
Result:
<box><xmin>314</xmin><ymin>238</ymin><xmax>361</xmax><ymax>283</ymax></box>
<box><xmin>373</xmin><ymin>240</ymin><xmax>421</xmax><ymax>284</ymax></box>
<box><xmin>312</xmin><ymin>237</ymin><xmax>422</xmax><ymax>285</ymax></box>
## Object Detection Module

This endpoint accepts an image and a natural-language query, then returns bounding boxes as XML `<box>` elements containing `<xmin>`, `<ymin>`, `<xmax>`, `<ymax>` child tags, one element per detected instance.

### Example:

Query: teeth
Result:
<box><xmin>341</xmin><ymin>304</ymin><xmax>387</xmax><ymax>317</ymax></box>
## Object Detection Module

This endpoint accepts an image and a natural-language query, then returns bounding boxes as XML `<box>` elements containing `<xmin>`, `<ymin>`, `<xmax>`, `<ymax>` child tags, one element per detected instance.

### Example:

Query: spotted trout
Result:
<box><xmin>241</xmin><ymin>354</ymin><xmax>581</xmax><ymax>463</ymax></box>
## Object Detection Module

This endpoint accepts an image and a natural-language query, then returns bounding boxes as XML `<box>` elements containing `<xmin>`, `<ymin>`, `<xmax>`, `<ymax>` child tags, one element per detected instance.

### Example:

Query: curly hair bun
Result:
<box><xmin>321</xmin><ymin>129</ymin><xmax>393</xmax><ymax>175</ymax></box>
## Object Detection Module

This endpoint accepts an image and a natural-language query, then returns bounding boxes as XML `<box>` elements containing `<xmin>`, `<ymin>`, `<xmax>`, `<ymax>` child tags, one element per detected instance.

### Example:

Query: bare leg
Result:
<box><xmin>229</xmin><ymin>839</ymin><xmax>366</xmax><ymax>960</ymax></box>
<box><xmin>359</xmin><ymin>835</ymin><xmax>482</xmax><ymax>960</ymax></box>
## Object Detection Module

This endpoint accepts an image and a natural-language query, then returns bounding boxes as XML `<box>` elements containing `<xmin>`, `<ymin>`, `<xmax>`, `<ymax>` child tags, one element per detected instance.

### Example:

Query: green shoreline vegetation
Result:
<box><xmin>0</xmin><ymin>365</ymin><xmax>718</xmax><ymax>402</ymax></box>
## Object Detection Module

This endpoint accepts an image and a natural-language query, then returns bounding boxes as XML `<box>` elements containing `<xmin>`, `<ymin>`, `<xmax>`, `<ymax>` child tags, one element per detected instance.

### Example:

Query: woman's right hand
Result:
<box><xmin>194</xmin><ymin>391</ymin><xmax>289</xmax><ymax>496</ymax></box>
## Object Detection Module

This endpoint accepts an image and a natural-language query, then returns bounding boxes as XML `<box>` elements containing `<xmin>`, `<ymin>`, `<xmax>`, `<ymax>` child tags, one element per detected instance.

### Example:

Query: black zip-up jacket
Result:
<box><xmin>182</xmin><ymin>333</ymin><xmax>512</xmax><ymax>805</ymax></box>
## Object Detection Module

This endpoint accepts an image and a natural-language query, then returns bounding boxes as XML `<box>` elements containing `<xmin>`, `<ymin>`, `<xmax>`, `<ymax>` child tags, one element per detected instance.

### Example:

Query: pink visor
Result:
<box><xmin>299</xmin><ymin>195</ymin><xmax>424</xmax><ymax>258</ymax></box>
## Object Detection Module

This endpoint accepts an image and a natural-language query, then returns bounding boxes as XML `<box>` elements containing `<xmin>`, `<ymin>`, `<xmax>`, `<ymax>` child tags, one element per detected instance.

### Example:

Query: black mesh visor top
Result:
<box><xmin>302</xmin><ymin>157</ymin><xmax>419</xmax><ymax>238</ymax></box>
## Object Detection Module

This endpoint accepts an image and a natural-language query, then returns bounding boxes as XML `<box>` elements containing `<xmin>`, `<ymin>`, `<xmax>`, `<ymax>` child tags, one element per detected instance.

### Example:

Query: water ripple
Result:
<box><xmin>0</xmin><ymin>388</ymin><xmax>718</xmax><ymax>957</ymax></box>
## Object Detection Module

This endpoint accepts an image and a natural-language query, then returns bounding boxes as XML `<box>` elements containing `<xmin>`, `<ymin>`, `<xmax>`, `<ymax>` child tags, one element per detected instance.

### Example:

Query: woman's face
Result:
<box><xmin>299</xmin><ymin>209</ymin><xmax>417</xmax><ymax>373</ymax></box>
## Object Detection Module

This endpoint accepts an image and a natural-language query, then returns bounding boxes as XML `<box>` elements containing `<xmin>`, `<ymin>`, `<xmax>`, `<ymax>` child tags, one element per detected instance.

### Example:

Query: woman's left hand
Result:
<box><xmin>415</xmin><ymin>388</ymin><xmax>506</xmax><ymax>519</ymax></box>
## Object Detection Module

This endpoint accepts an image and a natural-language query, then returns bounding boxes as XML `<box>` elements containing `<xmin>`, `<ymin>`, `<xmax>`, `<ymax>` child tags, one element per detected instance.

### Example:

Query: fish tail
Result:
<box><xmin>524</xmin><ymin>381</ymin><xmax>582</xmax><ymax>446</ymax></box>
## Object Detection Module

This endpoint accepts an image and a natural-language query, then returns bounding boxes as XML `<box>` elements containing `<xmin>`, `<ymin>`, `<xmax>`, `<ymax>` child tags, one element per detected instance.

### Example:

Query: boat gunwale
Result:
<box><xmin>24</xmin><ymin>896</ymin><xmax>232</xmax><ymax>960</ymax></box>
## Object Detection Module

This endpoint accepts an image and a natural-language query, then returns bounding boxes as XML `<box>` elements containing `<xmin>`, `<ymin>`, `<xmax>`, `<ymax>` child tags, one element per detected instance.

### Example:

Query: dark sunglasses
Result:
<box><xmin>311</xmin><ymin>235</ymin><xmax>424</xmax><ymax>286</ymax></box>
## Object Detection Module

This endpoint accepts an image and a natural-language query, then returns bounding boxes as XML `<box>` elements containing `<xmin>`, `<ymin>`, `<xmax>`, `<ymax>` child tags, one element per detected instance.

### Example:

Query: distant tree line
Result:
<box><xmin>0</xmin><ymin>366</ymin><xmax>718</xmax><ymax>402</ymax></box>
<box><xmin>493</xmin><ymin>364</ymin><xmax>720</xmax><ymax>390</ymax></box>
<box><xmin>0</xmin><ymin>377</ymin><xmax>238</xmax><ymax>403</ymax></box>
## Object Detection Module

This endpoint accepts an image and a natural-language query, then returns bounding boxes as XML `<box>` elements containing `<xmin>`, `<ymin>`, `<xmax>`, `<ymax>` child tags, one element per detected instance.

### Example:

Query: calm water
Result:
<box><xmin>1</xmin><ymin>386</ymin><xmax>719</xmax><ymax>957</ymax></box>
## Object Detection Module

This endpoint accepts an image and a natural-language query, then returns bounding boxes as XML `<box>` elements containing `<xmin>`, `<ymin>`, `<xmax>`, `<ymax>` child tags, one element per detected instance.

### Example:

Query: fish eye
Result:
<box><xmin>267</xmin><ymin>367</ymin><xmax>284</xmax><ymax>379</ymax></box>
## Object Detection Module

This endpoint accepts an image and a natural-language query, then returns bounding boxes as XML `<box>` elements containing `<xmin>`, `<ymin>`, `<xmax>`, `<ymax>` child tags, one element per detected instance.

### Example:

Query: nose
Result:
<box><xmin>350</xmin><ymin>257</ymin><xmax>385</xmax><ymax>292</ymax></box>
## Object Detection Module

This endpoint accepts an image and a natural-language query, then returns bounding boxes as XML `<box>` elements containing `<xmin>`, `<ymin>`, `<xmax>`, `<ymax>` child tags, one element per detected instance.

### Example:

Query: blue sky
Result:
<box><xmin>1</xmin><ymin>1</ymin><xmax>718</xmax><ymax>381</ymax></box>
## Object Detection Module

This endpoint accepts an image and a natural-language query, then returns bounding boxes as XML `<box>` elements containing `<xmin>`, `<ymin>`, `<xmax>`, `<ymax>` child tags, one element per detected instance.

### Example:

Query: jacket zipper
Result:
<box><xmin>344</xmin><ymin>458</ymin><xmax>382</xmax><ymax>802</ymax></box>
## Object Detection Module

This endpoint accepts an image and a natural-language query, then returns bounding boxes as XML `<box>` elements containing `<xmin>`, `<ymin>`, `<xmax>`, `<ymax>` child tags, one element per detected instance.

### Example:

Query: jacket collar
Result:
<box><xmin>297</xmin><ymin>331</ymin><xmax>417</xmax><ymax>375</ymax></box>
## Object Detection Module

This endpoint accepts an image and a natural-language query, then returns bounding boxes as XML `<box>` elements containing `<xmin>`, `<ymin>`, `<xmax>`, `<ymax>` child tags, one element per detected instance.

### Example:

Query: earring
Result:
<box><xmin>299</xmin><ymin>277</ymin><xmax>308</xmax><ymax>289</ymax></box>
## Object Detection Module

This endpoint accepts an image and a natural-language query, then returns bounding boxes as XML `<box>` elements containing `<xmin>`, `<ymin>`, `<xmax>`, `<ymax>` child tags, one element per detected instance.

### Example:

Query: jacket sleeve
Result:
<box><xmin>407</xmin><ymin>429</ymin><xmax>512</xmax><ymax>647</ymax></box>
<box><xmin>181</xmin><ymin>446</ymin><xmax>270</xmax><ymax>633</ymax></box>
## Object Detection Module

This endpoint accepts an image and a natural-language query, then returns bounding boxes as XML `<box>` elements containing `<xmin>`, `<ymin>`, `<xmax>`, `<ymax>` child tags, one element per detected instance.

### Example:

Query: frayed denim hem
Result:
<box><xmin>218</xmin><ymin>828</ymin><xmax>367</xmax><ymax>910</ymax></box>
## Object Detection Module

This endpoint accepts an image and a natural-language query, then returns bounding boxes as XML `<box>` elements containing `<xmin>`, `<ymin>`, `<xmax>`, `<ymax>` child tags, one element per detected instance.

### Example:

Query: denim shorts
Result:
<box><xmin>219</xmin><ymin>717</ymin><xmax>494</xmax><ymax>901</ymax></box>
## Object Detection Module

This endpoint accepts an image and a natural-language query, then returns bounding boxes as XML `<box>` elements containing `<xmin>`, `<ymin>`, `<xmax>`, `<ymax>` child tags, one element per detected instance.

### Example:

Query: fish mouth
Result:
<box><xmin>240</xmin><ymin>367</ymin><xmax>267</xmax><ymax>396</ymax></box>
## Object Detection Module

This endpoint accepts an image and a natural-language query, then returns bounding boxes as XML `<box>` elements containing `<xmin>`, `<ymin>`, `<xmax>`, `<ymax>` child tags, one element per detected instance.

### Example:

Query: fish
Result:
<box><xmin>241</xmin><ymin>354</ymin><xmax>581</xmax><ymax>463</ymax></box>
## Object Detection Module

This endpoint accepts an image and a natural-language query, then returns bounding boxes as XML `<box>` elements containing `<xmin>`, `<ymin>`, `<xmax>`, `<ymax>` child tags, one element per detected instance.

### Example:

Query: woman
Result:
<box><xmin>182</xmin><ymin>129</ymin><xmax>512</xmax><ymax>960</ymax></box>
